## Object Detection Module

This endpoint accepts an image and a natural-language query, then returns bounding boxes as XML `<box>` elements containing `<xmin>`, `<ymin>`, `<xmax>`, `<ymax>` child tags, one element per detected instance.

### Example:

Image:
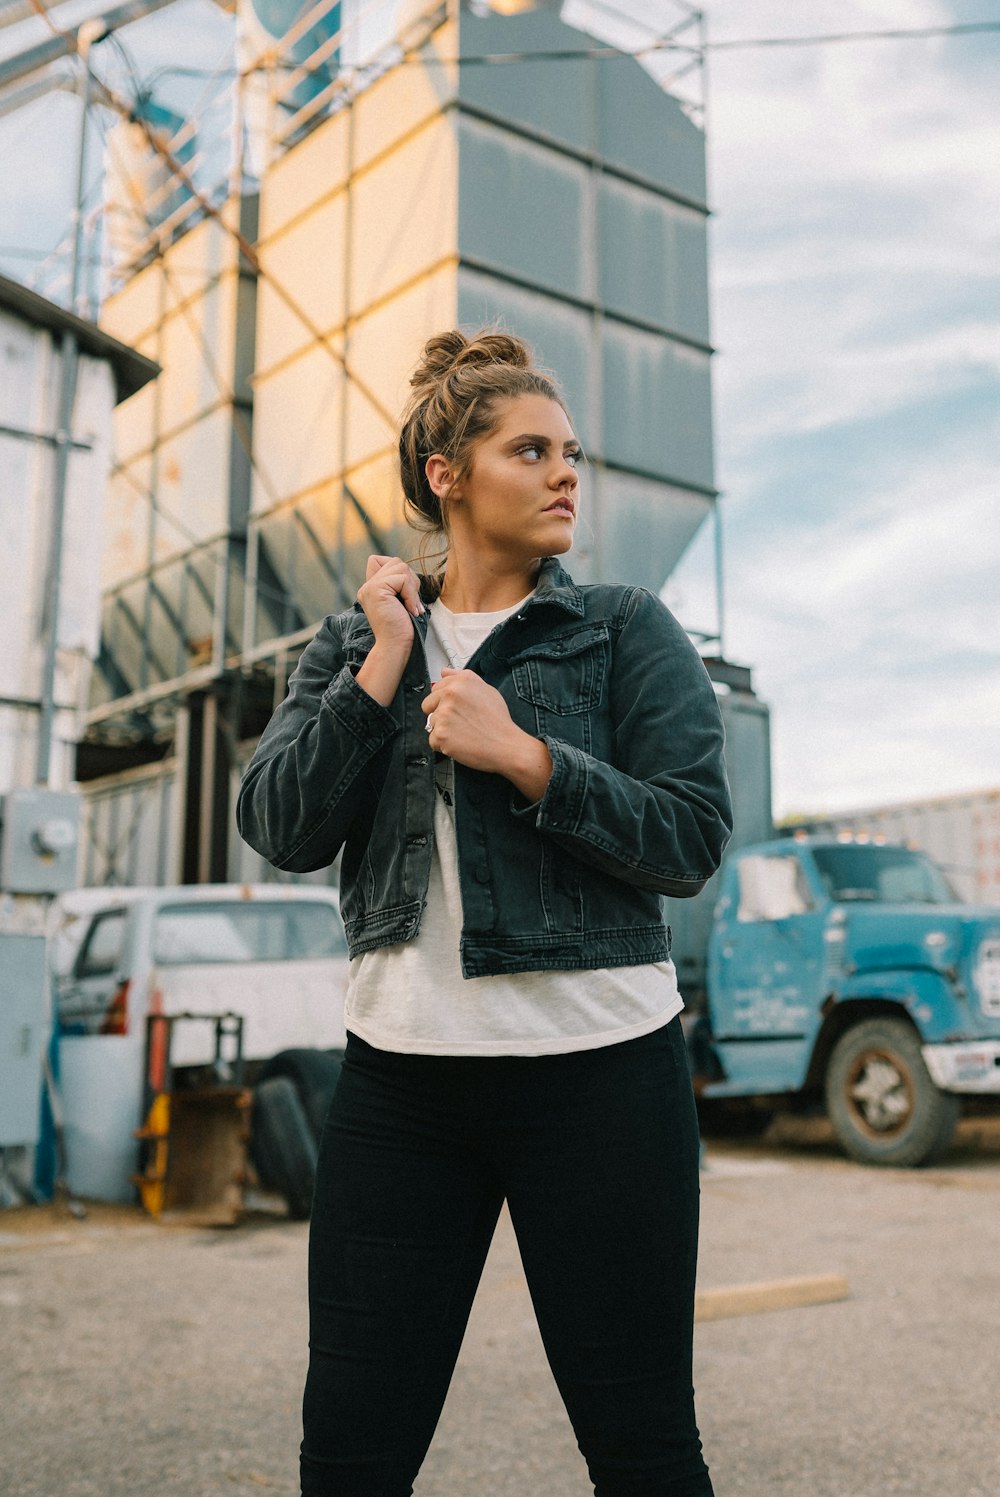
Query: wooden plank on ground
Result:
<box><xmin>695</xmin><ymin>1273</ymin><xmax>849</xmax><ymax>1323</ymax></box>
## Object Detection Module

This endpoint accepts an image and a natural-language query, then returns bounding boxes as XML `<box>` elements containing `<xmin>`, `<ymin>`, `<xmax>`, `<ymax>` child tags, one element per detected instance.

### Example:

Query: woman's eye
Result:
<box><xmin>566</xmin><ymin>448</ymin><xmax>581</xmax><ymax>467</ymax></box>
<box><xmin>518</xmin><ymin>444</ymin><xmax>543</xmax><ymax>460</ymax></box>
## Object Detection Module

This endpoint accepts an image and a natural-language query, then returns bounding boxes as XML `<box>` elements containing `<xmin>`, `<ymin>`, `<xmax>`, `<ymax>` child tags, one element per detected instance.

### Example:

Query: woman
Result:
<box><xmin>237</xmin><ymin>329</ymin><xmax>732</xmax><ymax>1496</ymax></box>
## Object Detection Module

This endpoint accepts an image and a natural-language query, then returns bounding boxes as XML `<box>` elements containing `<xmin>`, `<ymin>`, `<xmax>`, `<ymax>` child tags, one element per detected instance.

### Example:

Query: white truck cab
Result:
<box><xmin>50</xmin><ymin>884</ymin><xmax>349</xmax><ymax>1211</ymax></box>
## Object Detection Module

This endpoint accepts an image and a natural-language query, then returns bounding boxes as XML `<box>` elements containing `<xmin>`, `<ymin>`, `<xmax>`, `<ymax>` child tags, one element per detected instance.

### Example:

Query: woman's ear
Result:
<box><xmin>425</xmin><ymin>453</ymin><xmax>460</xmax><ymax>502</ymax></box>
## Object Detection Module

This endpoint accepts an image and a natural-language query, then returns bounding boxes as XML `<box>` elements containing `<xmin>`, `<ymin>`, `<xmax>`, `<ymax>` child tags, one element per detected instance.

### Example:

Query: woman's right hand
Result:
<box><xmin>353</xmin><ymin>556</ymin><xmax>424</xmax><ymax>707</ymax></box>
<box><xmin>356</xmin><ymin>555</ymin><xmax>424</xmax><ymax>653</ymax></box>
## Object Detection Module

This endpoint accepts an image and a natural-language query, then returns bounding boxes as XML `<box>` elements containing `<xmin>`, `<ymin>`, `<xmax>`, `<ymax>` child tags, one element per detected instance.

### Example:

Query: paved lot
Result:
<box><xmin>3</xmin><ymin>1116</ymin><xmax>1000</xmax><ymax>1496</ymax></box>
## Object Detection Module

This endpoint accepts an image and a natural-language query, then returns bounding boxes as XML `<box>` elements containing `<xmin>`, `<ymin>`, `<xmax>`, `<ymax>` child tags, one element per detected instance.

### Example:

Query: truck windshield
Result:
<box><xmin>810</xmin><ymin>846</ymin><xmax>958</xmax><ymax>906</ymax></box>
<box><xmin>152</xmin><ymin>901</ymin><xmax>347</xmax><ymax>965</ymax></box>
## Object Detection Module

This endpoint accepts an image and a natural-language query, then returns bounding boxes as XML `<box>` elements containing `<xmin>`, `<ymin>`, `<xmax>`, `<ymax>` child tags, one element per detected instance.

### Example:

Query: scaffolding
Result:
<box><xmin>1</xmin><ymin>0</ymin><xmax>718</xmax><ymax>886</ymax></box>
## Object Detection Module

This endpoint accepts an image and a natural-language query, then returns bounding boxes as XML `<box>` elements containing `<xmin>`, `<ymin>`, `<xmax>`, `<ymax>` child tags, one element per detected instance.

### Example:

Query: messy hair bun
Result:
<box><xmin>413</xmin><ymin>329</ymin><xmax>533</xmax><ymax>382</ymax></box>
<box><xmin>399</xmin><ymin>326</ymin><xmax>567</xmax><ymax>572</ymax></box>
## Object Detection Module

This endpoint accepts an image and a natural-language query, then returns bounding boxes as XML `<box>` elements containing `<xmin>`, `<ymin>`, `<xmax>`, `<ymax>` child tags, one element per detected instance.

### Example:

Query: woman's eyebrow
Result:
<box><xmin>503</xmin><ymin>433</ymin><xmax>580</xmax><ymax>449</ymax></box>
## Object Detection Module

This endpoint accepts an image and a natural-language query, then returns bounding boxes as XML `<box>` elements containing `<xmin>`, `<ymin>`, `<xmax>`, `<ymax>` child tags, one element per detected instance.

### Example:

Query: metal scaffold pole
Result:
<box><xmin>35</xmin><ymin>28</ymin><xmax>102</xmax><ymax>785</ymax></box>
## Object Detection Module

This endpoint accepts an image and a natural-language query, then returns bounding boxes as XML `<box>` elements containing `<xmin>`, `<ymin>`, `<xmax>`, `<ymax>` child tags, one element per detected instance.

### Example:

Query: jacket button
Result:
<box><xmin>474</xmin><ymin>865</ymin><xmax>490</xmax><ymax>885</ymax></box>
<box><xmin>466</xmin><ymin>787</ymin><xmax>483</xmax><ymax>806</ymax></box>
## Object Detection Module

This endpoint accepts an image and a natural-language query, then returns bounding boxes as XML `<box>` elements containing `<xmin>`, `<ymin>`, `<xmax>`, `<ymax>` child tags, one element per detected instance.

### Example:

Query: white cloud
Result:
<box><xmin>724</xmin><ymin>450</ymin><xmax>1000</xmax><ymax>815</ymax></box>
<box><xmin>695</xmin><ymin>0</ymin><xmax>1000</xmax><ymax>814</ymax></box>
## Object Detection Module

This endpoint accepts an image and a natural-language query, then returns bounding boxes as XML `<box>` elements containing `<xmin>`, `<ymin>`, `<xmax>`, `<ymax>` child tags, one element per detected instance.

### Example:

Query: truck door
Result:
<box><xmin>55</xmin><ymin>908</ymin><xmax>129</xmax><ymax>1034</ymax></box>
<box><xmin>710</xmin><ymin>852</ymin><xmax>827</xmax><ymax>1091</ymax></box>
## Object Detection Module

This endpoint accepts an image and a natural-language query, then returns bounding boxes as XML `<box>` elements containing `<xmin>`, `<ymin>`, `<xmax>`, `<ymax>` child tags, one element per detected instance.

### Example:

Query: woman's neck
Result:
<box><xmin>439</xmin><ymin>555</ymin><xmax>541</xmax><ymax>614</ymax></box>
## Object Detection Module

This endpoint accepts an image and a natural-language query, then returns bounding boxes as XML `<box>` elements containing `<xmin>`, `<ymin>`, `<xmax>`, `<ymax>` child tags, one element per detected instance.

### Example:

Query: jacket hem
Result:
<box><xmin>342</xmin><ymin>910</ymin><xmax>671</xmax><ymax>976</ymax></box>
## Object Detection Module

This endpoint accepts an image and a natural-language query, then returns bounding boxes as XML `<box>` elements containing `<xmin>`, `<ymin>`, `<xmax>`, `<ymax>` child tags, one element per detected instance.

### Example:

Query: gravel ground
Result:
<box><xmin>3</xmin><ymin>1116</ymin><xmax>1000</xmax><ymax>1496</ymax></box>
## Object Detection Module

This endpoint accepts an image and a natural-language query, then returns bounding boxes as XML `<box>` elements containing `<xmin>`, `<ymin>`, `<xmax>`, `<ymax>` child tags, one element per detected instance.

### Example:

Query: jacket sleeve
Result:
<box><xmin>515</xmin><ymin>588</ymin><xmax>732</xmax><ymax>897</ymax></box>
<box><xmin>236</xmin><ymin>614</ymin><xmax>400</xmax><ymax>873</ymax></box>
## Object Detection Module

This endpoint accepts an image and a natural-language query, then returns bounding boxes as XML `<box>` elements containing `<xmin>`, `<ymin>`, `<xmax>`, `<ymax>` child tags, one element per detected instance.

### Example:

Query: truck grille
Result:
<box><xmin>976</xmin><ymin>938</ymin><xmax>1000</xmax><ymax>1018</ymax></box>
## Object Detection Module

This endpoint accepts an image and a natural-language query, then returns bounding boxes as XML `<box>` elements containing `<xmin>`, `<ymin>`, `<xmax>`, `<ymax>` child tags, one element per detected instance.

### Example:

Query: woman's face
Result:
<box><xmin>436</xmin><ymin>393</ymin><xmax>581</xmax><ymax>563</ymax></box>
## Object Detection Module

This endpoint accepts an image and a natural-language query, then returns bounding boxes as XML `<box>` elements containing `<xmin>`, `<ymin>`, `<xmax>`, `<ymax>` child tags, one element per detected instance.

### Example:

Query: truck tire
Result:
<box><xmin>825</xmin><ymin>1017</ymin><xmax>959</xmax><ymax>1167</ymax></box>
<box><xmin>257</xmin><ymin>1048</ymin><xmax>343</xmax><ymax>1142</ymax></box>
<box><xmin>250</xmin><ymin>1076</ymin><xmax>318</xmax><ymax>1219</ymax></box>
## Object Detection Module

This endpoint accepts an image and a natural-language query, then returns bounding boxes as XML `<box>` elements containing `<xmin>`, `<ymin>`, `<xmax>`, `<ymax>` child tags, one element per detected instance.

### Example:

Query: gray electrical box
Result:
<box><xmin>0</xmin><ymin>932</ymin><xmax>47</xmax><ymax>1147</ymax></box>
<box><xmin>0</xmin><ymin>787</ymin><xmax>82</xmax><ymax>894</ymax></box>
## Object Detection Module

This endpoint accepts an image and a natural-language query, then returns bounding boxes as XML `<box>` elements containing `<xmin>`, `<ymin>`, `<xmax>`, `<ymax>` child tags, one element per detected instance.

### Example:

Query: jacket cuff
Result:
<box><xmin>323</xmin><ymin>665</ymin><xmax>399</xmax><ymax>749</ymax></box>
<box><xmin>509</xmin><ymin>735</ymin><xmax>587</xmax><ymax>831</ymax></box>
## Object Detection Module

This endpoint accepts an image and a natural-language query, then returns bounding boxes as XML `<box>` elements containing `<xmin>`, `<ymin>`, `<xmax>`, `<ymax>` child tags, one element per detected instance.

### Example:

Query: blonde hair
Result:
<box><xmin>398</xmin><ymin>327</ymin><xmax>568</xmax><ymax>575</ymax></box>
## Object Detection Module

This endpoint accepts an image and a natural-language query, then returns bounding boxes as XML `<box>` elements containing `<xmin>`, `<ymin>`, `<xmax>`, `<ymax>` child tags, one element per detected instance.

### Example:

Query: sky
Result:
<box><xmin>1</xmin><ymin>0</ymin><xmax>998</xmax><ymax>820</ymax></box>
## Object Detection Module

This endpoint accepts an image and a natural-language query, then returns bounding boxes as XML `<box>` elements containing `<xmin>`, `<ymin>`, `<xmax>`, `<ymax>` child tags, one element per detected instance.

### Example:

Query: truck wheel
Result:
<box><xmin>257</xmin><ymin>1048</ymin><xmax>343</xmax><ymax>1142</ymax></box>
<box><xmin>250</xmin><ymin>1076</ymin><xmax>318</xmax><ymax>1219</ymax></box>
<box><xmin>825</xmin><ymin>1017</ymin><xmax>959</xmax><ymax>1167</ymax></box>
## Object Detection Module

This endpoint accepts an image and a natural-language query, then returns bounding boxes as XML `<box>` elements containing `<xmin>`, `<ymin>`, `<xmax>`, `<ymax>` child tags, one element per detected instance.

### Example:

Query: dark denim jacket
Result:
<box><xmin>236</xmin><ymin>558</ymin><xmax>732</xmax><ymax>977</ymax></box>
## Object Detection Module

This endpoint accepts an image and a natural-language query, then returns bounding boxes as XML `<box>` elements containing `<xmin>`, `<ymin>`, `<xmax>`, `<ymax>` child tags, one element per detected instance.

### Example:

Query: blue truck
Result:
<box><xmin>682</xmin><ymin>834</ymin><xmax>1000</xmax><ymax>1166</ymax></box>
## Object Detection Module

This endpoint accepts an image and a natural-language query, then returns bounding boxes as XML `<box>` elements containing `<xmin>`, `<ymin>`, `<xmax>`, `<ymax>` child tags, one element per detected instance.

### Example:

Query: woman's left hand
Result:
<box><xmin>421</xmin><ymin>670</ymin><xmax>553</xmax><ymax>798</ymax></box>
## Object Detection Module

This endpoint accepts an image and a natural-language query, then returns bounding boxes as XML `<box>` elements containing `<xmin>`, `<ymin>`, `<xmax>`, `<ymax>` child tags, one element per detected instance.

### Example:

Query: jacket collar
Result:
<box><xmin>526</xmin><ymin>556</ymin><xmax>585</xmax><ymax>616</ymax></box>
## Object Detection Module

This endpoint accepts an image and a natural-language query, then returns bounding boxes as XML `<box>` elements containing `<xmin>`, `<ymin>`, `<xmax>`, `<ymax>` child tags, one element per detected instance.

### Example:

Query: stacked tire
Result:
<box><xmin>250</xmin><ymin>1049</ymin><xmax>344</xmax><ymax>1218</ymax></box>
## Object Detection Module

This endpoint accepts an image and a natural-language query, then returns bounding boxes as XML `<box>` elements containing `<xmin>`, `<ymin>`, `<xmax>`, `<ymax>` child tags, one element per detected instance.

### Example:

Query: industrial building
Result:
<box><xmin>0</xmin><ymin>274</ymin><xmax>157</xmax><ymax>797</ymax></box>
<box><xmin>0</xmin><ymin>274</ymin><xmax>157</xmax><ymax>1190</ymax></box>
<box><xmin>1</xmin><ymin>0</ymin><xmax>772</xmax><ymax>898</ymax></box>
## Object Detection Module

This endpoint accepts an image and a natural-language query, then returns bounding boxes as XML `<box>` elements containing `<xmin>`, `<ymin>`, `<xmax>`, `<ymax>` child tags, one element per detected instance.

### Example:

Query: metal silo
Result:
<box><xmin>453</xmin><ymin>2</ymin><xmax>715</xmax><ymax>591</ymax></box>
<box><xmin>81</xmin><ymin>0</ymin><xmax>768</xmax><ymax>895</ymax></box>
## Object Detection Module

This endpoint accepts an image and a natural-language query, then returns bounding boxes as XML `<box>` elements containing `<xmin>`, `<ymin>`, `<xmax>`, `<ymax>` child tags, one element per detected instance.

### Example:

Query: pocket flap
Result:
<box><xmin>507</xmin><ymin>621</ymin><xmax>609</xmax><ymax>664</ymax></box>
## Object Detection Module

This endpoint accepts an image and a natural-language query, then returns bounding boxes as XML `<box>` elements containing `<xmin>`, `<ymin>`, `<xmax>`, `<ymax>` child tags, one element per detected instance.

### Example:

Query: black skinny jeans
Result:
<box><xmin>301</xmin><ymin>1018</ymin><xmax>714</xmax><ymax>1497</ymax></box>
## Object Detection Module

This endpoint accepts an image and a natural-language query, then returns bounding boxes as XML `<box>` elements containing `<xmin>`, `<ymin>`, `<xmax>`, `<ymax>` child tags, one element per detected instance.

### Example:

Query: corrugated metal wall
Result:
<box><xmin>0</xmin><ymin>307</ymin><xmax>117</xmax><ymax>793</ymax></box>
<box><xmin>78</xmin><ymin>750</ymin><xmax>339</xmax><ymax>888</ymax></box>
<box><xmin>79</xmin><ymin>760</ymin><xmax>179</xmax><ymax>887</ymax></box>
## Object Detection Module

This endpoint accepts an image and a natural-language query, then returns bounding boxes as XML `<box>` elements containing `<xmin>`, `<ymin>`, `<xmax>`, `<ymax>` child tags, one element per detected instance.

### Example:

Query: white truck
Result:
<box><xmin>50</xmin><ymin>884</ymin><xmax>349</xmax><ymax>1218</ymax></box>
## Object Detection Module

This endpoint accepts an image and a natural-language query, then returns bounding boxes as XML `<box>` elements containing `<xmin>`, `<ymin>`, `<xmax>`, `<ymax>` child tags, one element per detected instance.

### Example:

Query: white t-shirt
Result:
<box><xmin>343</xmin><ymin>595</ymin><xmax>682</xmax><ymax>1055</ymax></box>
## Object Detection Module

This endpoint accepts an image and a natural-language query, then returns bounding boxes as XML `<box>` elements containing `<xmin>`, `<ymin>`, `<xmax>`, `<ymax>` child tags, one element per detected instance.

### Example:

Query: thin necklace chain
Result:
<box><xmin>431</xmin><ymin>591</ymin><xmax>533</xmax><ymax>672</ymax></box>
<box><xmin>429</xmin><ymin>607</ymin><xmax>468</xmax><ymax>670</ymax></box>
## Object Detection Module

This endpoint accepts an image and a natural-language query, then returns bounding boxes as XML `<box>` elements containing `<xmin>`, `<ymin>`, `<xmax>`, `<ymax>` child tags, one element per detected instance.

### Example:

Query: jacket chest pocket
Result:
<box><xmin>511</xmin><ymin>623</ymin><xmax>609</xmax><ymax>716</ymax></box>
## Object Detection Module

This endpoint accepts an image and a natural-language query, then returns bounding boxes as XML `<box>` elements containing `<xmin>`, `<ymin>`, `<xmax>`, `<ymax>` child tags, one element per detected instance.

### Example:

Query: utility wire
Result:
<box><xmin>18</xmin><ymin>1</ymin><xmax>999</xmax><ymax>79</ymax></box>
<box><xmin>703</xmin><ymin>21</ymin><xmax>1000</xmax><ymax>52</ymax></box>
<box><xmin>387</xmin><ymin>21</ymin><xmax>1000</xmax><ymax>67</ymax></box>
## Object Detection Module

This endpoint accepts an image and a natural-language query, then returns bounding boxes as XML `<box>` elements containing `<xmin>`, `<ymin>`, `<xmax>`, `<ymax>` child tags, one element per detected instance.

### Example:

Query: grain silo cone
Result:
<box><xmin>246</xmin><ymin>0</ymin><xmax>716</xmax><ymax>619</ymax></box>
